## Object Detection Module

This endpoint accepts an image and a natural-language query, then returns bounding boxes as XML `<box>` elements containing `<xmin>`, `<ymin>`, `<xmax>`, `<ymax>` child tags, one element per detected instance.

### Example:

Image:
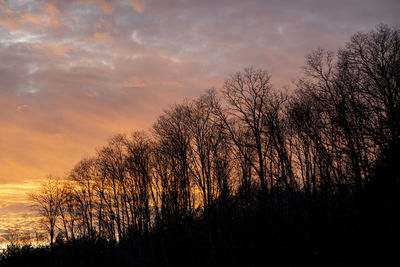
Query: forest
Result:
<box><xmin>1</xmin><ymin>25</ymin><xmax>399</xmax><ymax>266</ymax></box>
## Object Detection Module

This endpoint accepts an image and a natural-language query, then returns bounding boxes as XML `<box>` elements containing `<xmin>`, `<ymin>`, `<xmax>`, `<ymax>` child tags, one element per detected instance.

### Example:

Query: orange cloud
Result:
<box><xmin>0</xmin><ymin>180</ymin><xmax>42</xmax><ymax>246</ymax></box>
<box><xmin>123</xmin><ymin>76</ymin><xmax>147</xmax><ymax>88</ymax></box>
<box><xmin>8</xmin><ymin>4</ymin><xmax>62</xmax><ymax>29</ymax></box>
<box><xmin>93</xmin><ymin>32</ymin><xmax>113</xmax><ymax>42</ymax></box>
<box><xmin>31</xmin><ymin>41</ymin><xmax>71</xmax><ymax>56</ymax></box>
<box><xmin>94</xmin><ymin>18</ymin><xmax>118</xmax><ymax>36</ymax></box>
<box><xmin>45</xmin><ymin>3</ymin><xmax>60</xmax><ymax>16</ymax></box>
<box><xmin>42</xmin><ymin>3</ymin><xmax>61</xmax><ymax>27</ymax></box>
<box><xmin>101</xmin><ymin>2</ymin><xmax>112</xmax><ymax>14</ymax></box>
<box><xmin>131</xmin><ymin>0</ymin><xmax>146</xmax><ymax>13</ymax></box>
<box><xmin>21</xmin><ymin>13</ymin><xmax>42</xmax><ymax>25</ymax></box>
<box><xmin>0</xmin><ymin>0</ymin><xmax>13</xmax><ymax>16</ymax></box>
<box><xmin>0</xmin><ymin>16</ymin><xmax>19</xmax><ymax>30</ymax></box>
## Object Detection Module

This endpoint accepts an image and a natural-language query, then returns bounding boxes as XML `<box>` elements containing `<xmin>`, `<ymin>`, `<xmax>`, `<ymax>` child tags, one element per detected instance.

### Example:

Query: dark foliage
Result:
<box><xmin>1</xmin><ymin>187</ymin><xmax>398</xmax><ymax>266</ymax></box>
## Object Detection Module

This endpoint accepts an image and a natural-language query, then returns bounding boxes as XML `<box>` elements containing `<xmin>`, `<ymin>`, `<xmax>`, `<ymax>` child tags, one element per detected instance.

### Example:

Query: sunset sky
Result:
<box><xmin>0</xmin><ymin>0</ymin><xmax>399</xmax><ymax>240</ymax></box>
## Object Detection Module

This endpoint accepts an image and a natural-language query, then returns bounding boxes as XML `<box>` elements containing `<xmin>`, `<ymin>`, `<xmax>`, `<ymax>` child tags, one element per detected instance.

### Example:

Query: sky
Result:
<box><xmin>0</xmin><ymin>0</ymin><xmax>399</xmax><ymax>241</ymax></box>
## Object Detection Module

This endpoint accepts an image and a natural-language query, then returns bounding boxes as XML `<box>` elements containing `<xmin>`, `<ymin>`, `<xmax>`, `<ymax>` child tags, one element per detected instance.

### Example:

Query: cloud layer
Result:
<box><xmin>0</xmin><ymin>0</ymin><xmax>399</xmax><ymax>236</ymax></box>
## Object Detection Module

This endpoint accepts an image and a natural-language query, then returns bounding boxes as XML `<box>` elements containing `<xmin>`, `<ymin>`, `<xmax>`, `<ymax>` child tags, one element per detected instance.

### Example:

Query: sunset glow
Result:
<box><xmin>0</xmin><ymin>0</ymin><xmax>399</xmax><ymax>244</ymax></box>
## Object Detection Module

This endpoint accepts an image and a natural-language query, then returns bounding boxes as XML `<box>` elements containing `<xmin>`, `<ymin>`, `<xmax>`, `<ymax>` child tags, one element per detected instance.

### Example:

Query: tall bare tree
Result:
<box><xmin>29</xmin><ymin>176</ymin><xmax>64</xmax><ymax>245</ymax></box>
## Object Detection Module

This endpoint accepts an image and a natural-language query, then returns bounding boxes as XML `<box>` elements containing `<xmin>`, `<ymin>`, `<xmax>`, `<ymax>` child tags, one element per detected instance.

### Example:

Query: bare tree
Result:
<box><xmin>58</xmin><ymin>182</ymin><xmax>77</xmax><ymax>241</ymax></box>
<box><xmin>186</xmin><ymin>92</ymin><xmax>231</xmax><ymax>211</ymax></box>
<box><xmin>342</xmin><ymin>24</ymin><xmax>400</xmax><ymax>156</ymax></box>
<box><xmin>124</xmin><ymin>131</ymin><xmax>153</xmax><ymax>234</ymax></box>
<box><xmin>153</xmin><ymin>103</ymin><xmax>194</xmax><ymax>221</ymax></box>
<box><xmin>96</xmin><ymin>135</ymin><xmax>128</xmax><ymax>240</ymax></box>
<box><xmin>219</xmin><ymin>67</ymin><xmax>281</xmax><ymax>195</ymax></box>
<box><xmin>69</xmin><ymin>158</ymin><xmax>99</xmax><ymax>239</ymax></box>
<box><xmin>29</xmin><ymin>176</ymin><xmax>64</xmax><ymax>245</ymax></box>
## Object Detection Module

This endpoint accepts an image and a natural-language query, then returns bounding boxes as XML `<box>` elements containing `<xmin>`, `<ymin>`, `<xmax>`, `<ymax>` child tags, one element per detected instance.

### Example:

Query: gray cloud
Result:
<box><xmin>0</xmin><ymin>0</ymin><xmax>398</xmax><ymax>231</ymax></box>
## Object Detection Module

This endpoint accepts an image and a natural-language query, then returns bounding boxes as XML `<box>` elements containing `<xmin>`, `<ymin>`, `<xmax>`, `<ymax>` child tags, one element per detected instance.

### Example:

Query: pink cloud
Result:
<box><xmin>21</xmin><ymin>13</ymin><xmax>42</xmax><ymax>25</ymax></box>
<box><xmin>130</xmin><ymin>0</ymin><xmax>146</xmax><ymax>13</ymax></box>
<box><xmin>30</xmin><ymin>41</ymin><xmax>72</xmax><ymax>56</ymax></box>
<box><xmin>93</xmin><ymin>31</ymin><xmax>113</xmax><ymax>42</ymax></box>
<box><xmin>0</xmin><ymin>16</ymin><xmax>19</xmax><ymax>30</ymax></box>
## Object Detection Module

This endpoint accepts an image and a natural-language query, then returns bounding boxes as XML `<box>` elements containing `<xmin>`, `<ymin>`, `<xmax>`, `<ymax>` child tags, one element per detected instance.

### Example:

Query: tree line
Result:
<box><xmin>2</xmin><ymin>24</ymin><xmax>399</xmax><ymax>266</ymax></box>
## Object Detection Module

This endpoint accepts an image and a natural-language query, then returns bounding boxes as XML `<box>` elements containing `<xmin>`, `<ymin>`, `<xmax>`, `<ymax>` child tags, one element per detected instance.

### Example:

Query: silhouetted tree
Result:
<box><xmin>7</xmin><ymin>24</ymin><xmax>398</xmax><ymax>267</ymax></box>
<box><xmin>29</xmin><ymin>176</ymin><xmax>64</xmax><ymax>245</ymax></box>
<box><xmin>153</xmin><ymin>104</ymin><xmax>195</xmax><ymax>222</ymax></box>
<box><xmin>219</xmin><ymin>67</ymin><xmax>273</xmax><ymax>195</ymax></box>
